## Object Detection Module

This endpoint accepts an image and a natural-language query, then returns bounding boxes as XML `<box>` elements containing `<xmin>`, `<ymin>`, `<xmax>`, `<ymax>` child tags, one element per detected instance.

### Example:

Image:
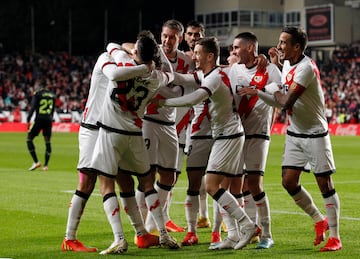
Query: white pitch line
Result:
<box><xmin>270</xmin><ymin>210</ymin><xmax>360</xmax><ymax>221</ymax></box>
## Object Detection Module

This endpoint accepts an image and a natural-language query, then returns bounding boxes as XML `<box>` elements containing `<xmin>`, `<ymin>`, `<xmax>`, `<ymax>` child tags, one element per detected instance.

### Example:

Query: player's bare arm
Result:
<box><xmin>274</xmin><ymin>82</ymin><xmax>305</xmax><ymax>110</ymax></box>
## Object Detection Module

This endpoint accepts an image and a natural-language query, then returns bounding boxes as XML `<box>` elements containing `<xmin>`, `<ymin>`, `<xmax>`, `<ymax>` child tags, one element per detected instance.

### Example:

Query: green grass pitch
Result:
<box><xmin>0</xmin><ymin>132</ymin><xmax>359</xmax><ymax>258</ymax></box>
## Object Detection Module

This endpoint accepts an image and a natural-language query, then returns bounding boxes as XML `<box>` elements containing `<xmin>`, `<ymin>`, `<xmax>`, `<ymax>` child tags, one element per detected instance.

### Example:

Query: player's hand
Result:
<box><xmin>254</xmin><ymin>54</ymin><xmax>268</xmax><ymax>71</ymax></box>
<box><xmin>268</xmin><ymin>47</ymin><xmax>278</xmax><ymax>58</ymax></box>
<box><xmin>268</xmin><ymin>47</ymin><xmax>282</xmax><ymax>68</ymax></box>
<box><xmin>237</xmin><ymin>87</ymin><xmax>257</xmax><ymax>97</ymax></box>
<box><xmin>264</xmin><ymin>82</ymin><xmax>281</xmax><ymax>94</ymax></box>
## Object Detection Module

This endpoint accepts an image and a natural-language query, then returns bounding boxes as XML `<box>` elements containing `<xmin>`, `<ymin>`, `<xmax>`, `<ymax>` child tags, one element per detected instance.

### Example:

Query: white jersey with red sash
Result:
<box><xmin>282</xmin><ymin>56</ymin><xmax>328</xmax><ymax>134</ymax></box>
<box><xmin>197</xmin><ymin>67</ymin><xmax>242</xmax><ymax>138</ymax></box>
<box><xmin>144</xmin><ymin>49</ymin><xmax>194</xmax><ymax>124</ymax></box>
<box><xmin>190</xmin><ymin>100</ymin><xmax>212</xmax><ymax>137</ymax></box>
<box><xmin>98</xmin><ymin>50</ymin><xmax>171</xmax><ymax>132</ymax></box>
<box><xmin>200</xmin><ymin>67</ymin><xmax>243</xmax><ymax>174</ymax></box>
<box><xmin>187</xmin><ymin>70</ymin><xmax>212</xmax><ymax>137</ymax></box>
<box><xmin>229</xmin><ymin>63</ymin><xmax>281</xmax><ymax>135</ymax></box>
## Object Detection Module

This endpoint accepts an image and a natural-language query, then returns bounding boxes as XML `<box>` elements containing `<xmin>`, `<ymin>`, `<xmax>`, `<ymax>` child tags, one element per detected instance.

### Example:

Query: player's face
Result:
<box><xmin>185</xmin><ymin>26</ymin><xmax>203</xmax><ymax>50</ymax></box>
<box><xmin>231</xmin><ymin>38</ymin><xmax>249</xmax><ymax>64</ymax></box>
<box><xmin>192</xmin><ymin>44</ymin><xmax>208</xmax><ymax>70</ymax></box>
<box><xmin>161</xmin><ymin>26</ymin><xmax>182</xmax><ymax>57</ymax></box>
<box><xmin>277</xmin><ymin>32</ymin><xmax>296</xmax><ymax>61</ymax></box>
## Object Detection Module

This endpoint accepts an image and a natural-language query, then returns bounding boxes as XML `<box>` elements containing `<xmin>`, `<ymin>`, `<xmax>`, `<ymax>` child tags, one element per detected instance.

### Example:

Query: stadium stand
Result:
<box><xmin>0</xmin><ymin>51</ymin><xmax>95</xmax><ymax>123</ymax></box>
<box><xmin>0</xmin><ymin>45</ymin><xmax>359</xmax><ymax>124</ymax></box>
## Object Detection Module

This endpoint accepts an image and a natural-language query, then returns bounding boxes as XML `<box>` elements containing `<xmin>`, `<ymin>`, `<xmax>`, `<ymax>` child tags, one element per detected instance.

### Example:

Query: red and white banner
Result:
<box><xmin>0</xmin><ymin>123</ymin><xmax>359</xmax><ymax>136</ymax></box>
<box><xmin>271</xmin><ymin>123</ymin><xmax>360</xmax><ymax>136</ymax></box>
<box><xmin>0</xmin><ymin>122</ymin><xmax>80</xmax><ymax>133</ymax></box>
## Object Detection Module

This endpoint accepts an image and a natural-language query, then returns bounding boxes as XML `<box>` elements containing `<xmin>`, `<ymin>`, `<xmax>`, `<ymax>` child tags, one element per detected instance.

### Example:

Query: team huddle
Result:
<box><xmin>31</xmin><ymin>19</ymin><xmax>341</xmax><ymax>254</ymax></box>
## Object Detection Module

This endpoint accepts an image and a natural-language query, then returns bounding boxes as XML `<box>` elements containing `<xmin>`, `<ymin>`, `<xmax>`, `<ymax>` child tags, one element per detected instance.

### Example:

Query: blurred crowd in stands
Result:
<box><xmin>0</xmin><ymin>44</ymin><xmax>359</xmax><ymax>124</ymax></box>
<box><xmin>0</xmin><ymin>50</ymin><xmax>94</xmax><ymax>123</ymax></box>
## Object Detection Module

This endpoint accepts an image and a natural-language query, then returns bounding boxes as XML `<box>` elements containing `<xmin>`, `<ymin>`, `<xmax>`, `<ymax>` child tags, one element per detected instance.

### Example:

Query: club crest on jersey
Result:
<box><xmin>253</xmin><ymin>75</ymin><xmax>264</xmax><ymax>83</ymax></box>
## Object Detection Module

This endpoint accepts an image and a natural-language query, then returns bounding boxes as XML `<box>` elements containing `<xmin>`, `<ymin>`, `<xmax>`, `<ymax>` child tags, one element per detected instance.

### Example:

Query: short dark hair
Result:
<box><xmin>136</xmin><ymin>30</ymin><xmax>161</xmax><ymax>67</ymax></box>
<box><xmin>196</xmin><ymin>37</ymin><xmax>219</xmax><ymax>61</ymax></box>
<box><xmin>234</xmin><ymin>31</ymin><xmax>258</xmax><ymax>44</ymax></box>
<box><xmin>186</xmin><ymin>20</ymin><xmax>205</xmax><ymax>35</ymax></box>
<box><xmin>282</xmin><ymin>27</ymin><xmax>307</xmax><ymax>51</ymax></box>
<box><xmin>162</xmin><ymin>19</ymin><xmax>184</xmax><ymax>35</ymax></box>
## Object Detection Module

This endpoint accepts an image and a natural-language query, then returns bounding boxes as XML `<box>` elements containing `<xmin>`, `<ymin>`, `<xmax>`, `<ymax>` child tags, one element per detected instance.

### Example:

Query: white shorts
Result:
<box><xmin>77</xmin><ymin>126</ymin><xmax>99</xmax><ymax>170</ymax></box>
<box><xmin>242</xmin><ymin>137</ymin><xmax>270</xmax><ymax>174</ymax></box>
<box><xmin>177</xmin><ymin>142</ymin><xmax>186</xmax><ymax>173</ymax></box>
<box><xmin>282</xmin><ymin>133</ymin><xmax>336</xmax><ymax>175</ymax></box>
<box><xmin>90</xmin><ymin>127</ymin><xmax>150</xmax><ymax>177</ymax></box>
<box><xmin>142</xmin><ymin>120</ymin><xmax>178</xmax><ymax>170</ymax></box>
<box><xmin>207</xmin><ymin>134</ymin><xmax>245</xmax><ymax>176</ymax></box>
<box><xmin>186</xmin><ymin>137</ymin><xmax>214</xmax><ymax>169</ymax></box>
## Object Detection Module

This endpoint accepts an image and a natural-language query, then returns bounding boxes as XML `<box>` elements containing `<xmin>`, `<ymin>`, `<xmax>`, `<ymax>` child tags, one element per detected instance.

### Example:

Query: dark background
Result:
<box><xmin>0</xmin><ymin>0</ymin><xmax>195</xmax><ymax>56</ymax></box>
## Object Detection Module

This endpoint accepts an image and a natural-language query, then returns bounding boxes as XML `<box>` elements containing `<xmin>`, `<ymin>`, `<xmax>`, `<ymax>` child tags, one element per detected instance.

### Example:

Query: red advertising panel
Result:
<box><xmin>271</xmin><ymin>123</ymin><xmax>360</xmax><ymax>136</ymax></box>
<box><xmin>1</xmin><ymin>123</ymin><xmax>360</xmax><ymax>136</ymax></box>
<box><xmin>0</xmin><ymin>122</ymin><xmax>80</xmax><ymax>133</ymax></box>
<box><xmin>305</xmin><ymin>4</ymin><xmax>334</xmax><ymax>44</ymax></box>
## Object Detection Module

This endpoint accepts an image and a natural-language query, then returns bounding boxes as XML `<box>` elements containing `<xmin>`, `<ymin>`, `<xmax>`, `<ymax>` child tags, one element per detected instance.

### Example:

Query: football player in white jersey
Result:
<box><xmin>61</xmin><ymin>47</ymin><xmax>159</xmax><ymax>252</ymax></box>
<box><xmin>154</xmin><ymin>37</ymin><xmax>260</xmax><ymax>250</ymax></box>
<box><xmin>226</xmin><ymin>32</ymin><xmax>281</xmax><ymax>249</ymax></box>
<box><xmin>206</xmin><ymin>52</ymin><xmax>240</xmax><ymax>248</ymax></box>
<box><xmin>89</xmin><ymin>31</ymin><xmax>180</xmax><ymax>254</ymax></box>
<box><xmin>238</xmin><ymin>27</ymin><xmax>341</xmax><ymax>252</ymax></box>
<box><xmin>138</xmin><ymin>19</ymin><xmax>194</xmax><ymax>234</ymax></box>
<box><xmin>182</xmin><ymin>20</ymin><xmax>213</xmax><ymax>235</ymax></box>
